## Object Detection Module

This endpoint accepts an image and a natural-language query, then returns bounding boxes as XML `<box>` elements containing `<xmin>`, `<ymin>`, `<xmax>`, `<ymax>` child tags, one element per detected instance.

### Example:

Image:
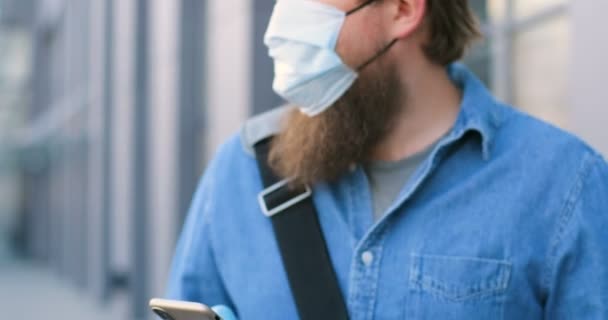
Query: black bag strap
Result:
<box><xmin>254</xmin><ymin>137</ymin><xmax>349</xmax><ymax>320</ymax></box>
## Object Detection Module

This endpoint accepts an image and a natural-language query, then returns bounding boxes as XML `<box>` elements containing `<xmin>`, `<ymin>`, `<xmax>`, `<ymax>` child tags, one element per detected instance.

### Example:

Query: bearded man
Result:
<box><xmin>166</xmin><ymin>1</ymin><xmax>608</xmax><ymax>319</ymax></box>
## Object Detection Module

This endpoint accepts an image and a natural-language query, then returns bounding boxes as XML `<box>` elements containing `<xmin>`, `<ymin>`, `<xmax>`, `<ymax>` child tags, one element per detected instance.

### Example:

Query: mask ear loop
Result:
<box><xmin>346</xmin><ymin>0</ymin><xmax>377</xmax><ymax>15</ymax></box>
<box><xmin>346</xmin><ymin>0</ymin><xmax>397</xmax><ymax>71</ymax></box>
<box><xmin>356</xmin><ymin>38</ymin><xmax>398</xmax><ymax>71</ymax></box>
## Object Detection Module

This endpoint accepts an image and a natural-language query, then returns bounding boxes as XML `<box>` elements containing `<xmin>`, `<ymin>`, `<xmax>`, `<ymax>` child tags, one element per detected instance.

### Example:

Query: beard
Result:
<box><xmin>268</xmin><ymin>63</ymin><xmax>403</xmax><ymax>188</ymax></box>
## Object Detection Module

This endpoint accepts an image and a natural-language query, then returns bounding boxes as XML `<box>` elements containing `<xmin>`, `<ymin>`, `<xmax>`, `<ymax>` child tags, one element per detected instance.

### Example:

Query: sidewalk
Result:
<box><xmin>0</xmin><ymin>256</ymin><xmax>128</xmax><ymax>320</ymax></box>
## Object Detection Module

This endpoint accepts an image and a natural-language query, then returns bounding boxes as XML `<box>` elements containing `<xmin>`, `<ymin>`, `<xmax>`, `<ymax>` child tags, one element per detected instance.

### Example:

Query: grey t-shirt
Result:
<box><xmin>364</xmin><ymin>143</ymin><xmax>438</xmax><ymax>222</ymax></box>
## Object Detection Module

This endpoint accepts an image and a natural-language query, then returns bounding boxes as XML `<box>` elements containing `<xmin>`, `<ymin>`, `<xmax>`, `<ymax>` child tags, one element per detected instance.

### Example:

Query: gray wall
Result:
<box><xmin>571</xmin><ymin>0</ymin><xmax>608</xmax><ymax>156</ymax></box>
<box><xmin>204</xmin><ymin>0</ymin><xmax>251</xmax><ymax>158</ymax></box>
<box><xmin>252</xmin><ymin>1</ymin><xmax>284</xmax><ymax>115</ymax></box>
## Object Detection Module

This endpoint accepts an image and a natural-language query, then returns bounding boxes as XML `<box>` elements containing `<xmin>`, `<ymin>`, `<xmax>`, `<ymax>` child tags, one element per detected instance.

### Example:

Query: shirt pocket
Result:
<box><xmin>407</xmin><ymin>253</ymin><xmax>512</xmax><ymax>320</ymax></box>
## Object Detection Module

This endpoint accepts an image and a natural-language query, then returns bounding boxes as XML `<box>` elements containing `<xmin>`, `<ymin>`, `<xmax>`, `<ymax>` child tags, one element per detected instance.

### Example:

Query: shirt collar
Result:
<box><xmin>446</xmin><ymin>63</ymin><xmax>506</xmax><ymax>160</ymax></box>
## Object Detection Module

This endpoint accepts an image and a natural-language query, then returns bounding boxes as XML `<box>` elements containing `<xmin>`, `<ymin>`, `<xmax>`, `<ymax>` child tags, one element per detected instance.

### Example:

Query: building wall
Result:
<box><xmin>571</xmin><ymin>0</ymin><xmax>608</xmax><ymax>156</ymax></box>
<box><xmin>148</xmin><ymin>0</ymin><xmax>180</xmax><ymax>300</ymax></box>
<box><xmin>205</xmin><ymin>0</ymin><xmax>251</xmax><ymax>159</ymax></box>
<box><xmin>110</xmin><ymin>0</ymin><xmax>135</xmax><ymax>278</ymax></box>
<box><xmin>86</xmin><ymin>0</ymin><xmax>105</xmax><ymax>300</ymax></box>
<box><xmin>0</xmin><ymin>23</ymin><xmax>31</xmax><ymax>260</ymax></box>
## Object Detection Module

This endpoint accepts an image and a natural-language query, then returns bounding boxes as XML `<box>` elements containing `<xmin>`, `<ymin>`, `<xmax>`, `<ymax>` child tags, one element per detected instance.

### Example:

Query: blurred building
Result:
<box><xmin>0</xmin><ymin>0</ymin><xmax>33</xmax><ymax>259</ymax></box>
<box><xmin>0</xmin><ymin>0</ymin><xmax>606</xmax><ymax>320</ymax></box>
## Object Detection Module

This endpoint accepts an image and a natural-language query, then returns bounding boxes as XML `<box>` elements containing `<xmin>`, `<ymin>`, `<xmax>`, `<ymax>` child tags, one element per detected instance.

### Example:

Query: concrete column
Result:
<box><xmin>111</xmin><ymin>0</ymin><xmax>135</xmax><ymax>286</ymax></box>
<box><xmin>148</xmin><ymin>0</ymin><xmax>180</xmax><ymax>301</ymax></box>
<box><xmin>205</xmin><ymin>0</ymin><xmax>252</xmax><ymax>158</ymax></box>
<box><xmin>86</xmin><ymin>0</ymin><xmax>106</xmax><ymax>300</ymax></box>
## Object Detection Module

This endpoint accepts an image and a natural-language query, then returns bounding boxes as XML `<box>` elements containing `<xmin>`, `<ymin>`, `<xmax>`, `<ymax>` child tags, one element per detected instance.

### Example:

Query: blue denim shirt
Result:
<box><xmin>166</xmin><ymin>64</ymin><xmax>608</xmax><ymax>319</ymax></box>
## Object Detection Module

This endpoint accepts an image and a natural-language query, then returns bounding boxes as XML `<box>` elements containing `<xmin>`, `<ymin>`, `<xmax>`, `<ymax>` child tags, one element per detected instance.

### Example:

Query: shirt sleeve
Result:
<box><xmin>544</xmin><ymin>153</ymin><xmax>608</xmax><ymax>319</ymax></box>
<box><xmin>165</xmin><ymin>159</ymin><xmax>234</xmax><ymax>309</ymax></box>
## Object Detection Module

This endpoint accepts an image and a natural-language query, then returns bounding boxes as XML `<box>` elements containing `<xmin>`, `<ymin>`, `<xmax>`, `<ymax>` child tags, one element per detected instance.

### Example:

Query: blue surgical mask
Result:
<box><xmin>264</xmin><ymin>0</ymin><xmax>395</xmax><ymax>117</ymax></box>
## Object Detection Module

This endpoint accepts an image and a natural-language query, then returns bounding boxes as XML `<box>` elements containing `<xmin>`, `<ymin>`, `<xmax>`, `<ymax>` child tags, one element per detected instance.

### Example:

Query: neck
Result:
<box><xmin>370</xmin><ymin>62</ymin><xmax>462</xmax><ymax>162</ymax></box>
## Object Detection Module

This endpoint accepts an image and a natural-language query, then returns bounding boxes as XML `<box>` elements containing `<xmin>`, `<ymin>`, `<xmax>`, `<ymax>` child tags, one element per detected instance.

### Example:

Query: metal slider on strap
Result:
<box><xmin>257</xmin><ymin>179</ymin><xmax>312</xmax><ymax>217</ymax></box>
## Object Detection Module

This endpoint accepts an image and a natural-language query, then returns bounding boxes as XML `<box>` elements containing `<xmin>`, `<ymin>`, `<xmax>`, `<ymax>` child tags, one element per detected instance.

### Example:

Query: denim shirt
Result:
<box><xmin>166</xmin><ymin>64</ymin><xmax>608</xmax><ymax>319</ymax></box>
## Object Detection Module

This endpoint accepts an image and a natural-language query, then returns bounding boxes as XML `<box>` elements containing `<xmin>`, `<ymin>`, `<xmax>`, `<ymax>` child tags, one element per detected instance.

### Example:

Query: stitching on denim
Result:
<box><xmin>409</xmin><ymin>254</ymin><xmax>512</xmax><ymax>302</ymax></box>
<box><xmin>541</xmin><ymin>152</ymin><xmax>595</xmax><ymax>291</ymax></box>
<box><xmin>365</xmin><ymin>229</ymin><xmax>388</xmax><ymax>320</ymax></box>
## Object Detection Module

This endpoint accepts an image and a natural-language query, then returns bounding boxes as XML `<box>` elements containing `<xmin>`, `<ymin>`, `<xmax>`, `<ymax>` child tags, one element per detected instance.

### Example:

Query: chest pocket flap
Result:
<box><xmin>409</xmin><ymin>253</ymin><xmax>512</xmax><ymax>302</ymax></box>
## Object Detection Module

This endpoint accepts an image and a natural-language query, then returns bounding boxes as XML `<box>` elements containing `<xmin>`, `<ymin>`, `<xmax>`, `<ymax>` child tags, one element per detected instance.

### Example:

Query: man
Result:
<box><xmin>167</xmin><ymin>0</ymin><xmax>608</xmax><ymax>319</ymax></box>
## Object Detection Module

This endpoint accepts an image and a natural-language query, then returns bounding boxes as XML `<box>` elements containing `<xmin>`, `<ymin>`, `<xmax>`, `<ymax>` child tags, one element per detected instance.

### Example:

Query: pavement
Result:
<box><xmin>0</xmin><ymin>254</ymin><xmax>128</xmax><ymax>320</ymax></box>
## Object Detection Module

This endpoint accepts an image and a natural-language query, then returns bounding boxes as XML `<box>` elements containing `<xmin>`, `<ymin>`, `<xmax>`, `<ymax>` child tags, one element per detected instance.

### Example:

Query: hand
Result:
<box><xmin>212</xmin><ymin>305</ymin><xmax>238</xmax><ymax>320</ymax></box>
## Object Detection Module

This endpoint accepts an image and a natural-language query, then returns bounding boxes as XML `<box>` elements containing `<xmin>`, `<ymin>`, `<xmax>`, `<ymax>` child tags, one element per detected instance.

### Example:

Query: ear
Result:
<box><xmin>388</xmin><ymin>0</ymin><xmax>427</xmax><ymax>40</ymax></box>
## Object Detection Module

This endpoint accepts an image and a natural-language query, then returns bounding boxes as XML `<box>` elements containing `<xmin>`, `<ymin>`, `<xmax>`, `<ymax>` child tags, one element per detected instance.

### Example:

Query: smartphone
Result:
<box><xmin>149</xmin><ymin>298</ymin><xmax>222</xmax><ymax>320</ymax></box>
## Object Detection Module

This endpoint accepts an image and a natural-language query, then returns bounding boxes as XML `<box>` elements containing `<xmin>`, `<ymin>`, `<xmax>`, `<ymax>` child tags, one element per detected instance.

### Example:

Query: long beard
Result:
<box><xmin>268</xmin><ymin>65</ymin><xmax>403</xmax><ymax>187</ymax></box>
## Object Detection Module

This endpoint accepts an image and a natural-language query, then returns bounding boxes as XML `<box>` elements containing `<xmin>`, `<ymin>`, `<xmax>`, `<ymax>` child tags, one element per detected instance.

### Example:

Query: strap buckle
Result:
<box><xmin>258</xmin><ymin>179</ymin><xmax>312</xmax><ymax>217</ymax></box>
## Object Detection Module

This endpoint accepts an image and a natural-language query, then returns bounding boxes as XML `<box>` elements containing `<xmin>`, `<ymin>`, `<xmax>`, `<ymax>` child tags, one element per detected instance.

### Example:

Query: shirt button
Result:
<box><xmin>361</xmin><ymin>251</ymin><xmax>374</xmax><ymax>266</ymax></box>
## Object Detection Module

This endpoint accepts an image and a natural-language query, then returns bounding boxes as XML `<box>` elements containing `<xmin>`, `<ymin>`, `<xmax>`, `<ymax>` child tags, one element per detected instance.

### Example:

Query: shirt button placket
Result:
<box><xmin>361</xmin><ymin>250</ymin><xmax>374</xmax><ymax>267</ymax></box>
<box><xmin>348</xmin><ymin>247</ymin><xmax>380</xmax><ymax>320</ymax></box>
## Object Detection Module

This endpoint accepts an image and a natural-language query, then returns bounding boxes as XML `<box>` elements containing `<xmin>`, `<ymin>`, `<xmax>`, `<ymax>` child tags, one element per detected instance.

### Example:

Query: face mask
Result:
<box><xmin>264</xmin><ymin>0</ymin><xmax>396</xmax><ymax>117</ymax></box>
